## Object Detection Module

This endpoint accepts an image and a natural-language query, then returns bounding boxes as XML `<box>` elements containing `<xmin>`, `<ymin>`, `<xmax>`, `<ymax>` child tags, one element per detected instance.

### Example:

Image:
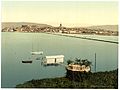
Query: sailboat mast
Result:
<box><xmin>37</xmin><ymin>35</ymin><xmax>39</xmax><ymax>51</ymax></box>
<box><xmin>32</xmin><ymin>36</ymin><xmax>33</xmax><ymax>52</ymax></box>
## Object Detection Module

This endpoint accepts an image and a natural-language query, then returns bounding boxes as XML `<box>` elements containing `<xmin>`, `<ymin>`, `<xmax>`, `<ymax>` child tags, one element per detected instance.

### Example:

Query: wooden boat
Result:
<box><xmin>22</xmin><ymin>60</ymin><xmax>32</xmax><ymax>63</ymax></box>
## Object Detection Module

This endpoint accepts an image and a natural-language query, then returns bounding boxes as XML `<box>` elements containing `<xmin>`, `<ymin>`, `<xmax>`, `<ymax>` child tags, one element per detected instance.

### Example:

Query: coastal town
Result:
<box><xmin>1</xmin><ymin>0</ymin><xmax>118</xmax><ymax>88</ymax></box>
<box><xmin>2</xmin><ymin>23</ymin><xmax>118</xmax><ymax>36</ymax></box>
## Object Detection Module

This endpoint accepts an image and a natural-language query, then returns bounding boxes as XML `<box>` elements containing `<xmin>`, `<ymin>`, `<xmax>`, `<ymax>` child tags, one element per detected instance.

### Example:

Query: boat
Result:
<box><xmin>36</xmin><ymin>57</ymin><xmax>41</xmax><ymax>60</ymax></box>
<box><xmin>22</xmin><ymin>60</ymin><xmax>32</xmax><ymax>63</ymax></box>
<box><xmin>31</xmin><ymin>51</ymin><xmax>43</xmax><ymax>55</ymax></box>
<box><xmin>31</xmin><ymin>35</ymin><xmax>43</xmax><ymax>55</ymax></box>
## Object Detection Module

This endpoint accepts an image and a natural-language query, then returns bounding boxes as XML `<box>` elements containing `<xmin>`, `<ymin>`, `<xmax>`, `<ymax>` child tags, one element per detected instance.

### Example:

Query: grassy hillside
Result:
<box><xmin>16</xmin><ymin>69</ymin><xmax>118</xmax><ymax>89</ymax></box>
<box><xmin>87</xmin><ymin>25</ymin><xmax>118</xmax><ymax>31</ymax></box>
<box><xmin>2</xmin><ymin>22</ymin><xmax>52</xmax><ymax>29</ymax></box>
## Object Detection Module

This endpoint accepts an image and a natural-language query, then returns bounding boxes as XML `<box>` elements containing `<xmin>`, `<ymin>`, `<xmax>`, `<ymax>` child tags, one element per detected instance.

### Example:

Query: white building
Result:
<box><xmin>43</xmin><ymin>55</ymin><xmax>64</xmax><ymax>65</ymax></box>
<box><xmin>69</xmin><ymin>30</ymin><xmax>76</xmax><ymax>34</ymax></box>
<box><xmin>66</xmin><ymin>64</ymin><xmax>91</xmax><ymax>72</ymax></box>
<box><xmin>59</xmin><ymin>30</ymin><xmax>62</xmax><ymax>33</ymax></box>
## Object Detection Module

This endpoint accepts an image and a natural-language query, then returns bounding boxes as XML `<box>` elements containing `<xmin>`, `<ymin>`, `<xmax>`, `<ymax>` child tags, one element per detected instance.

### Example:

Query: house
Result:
<box><xmin>69</xmin><ymin>30</ymin><xmax>77</xmax><ymax>34</ymax></box>
<box><xmin>66</xmin><ymin>64</ymin><xmax>91</xmax><ymax>72</ymax></box>
<box><xmin>59</xmin><ymin>30</ymin><xmax>62</xmax><ymax>33</ymax></box>
<box><xmin>62</xmin><ymin>30</ymin><xmax>68</xmax><ymax>33</ymax></box>
<box><xmin>43</xmin><ymin>55</ymin><xmax>64</xmax><ymax>65</ymax></box>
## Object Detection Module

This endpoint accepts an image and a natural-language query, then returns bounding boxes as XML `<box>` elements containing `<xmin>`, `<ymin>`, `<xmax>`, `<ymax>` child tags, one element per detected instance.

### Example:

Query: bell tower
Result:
<box><xmin>59</xmin><ymin>24</ymin><xmax>62</xmax><ymax>27</ymax></box>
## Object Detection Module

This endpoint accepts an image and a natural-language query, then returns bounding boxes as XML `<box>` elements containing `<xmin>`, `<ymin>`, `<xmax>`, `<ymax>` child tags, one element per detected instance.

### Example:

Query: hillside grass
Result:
<box><xmin>16</xmin><ymin>69</ymin><xmax>118</xmax><ymax>89</ymax></box>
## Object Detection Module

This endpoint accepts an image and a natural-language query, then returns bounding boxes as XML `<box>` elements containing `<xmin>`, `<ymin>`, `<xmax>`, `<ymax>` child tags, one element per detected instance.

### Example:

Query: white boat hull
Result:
<box><xmin>31</xmin><ymin>51</ymin><xmax>43</xmax><ymax>55</ymax></box>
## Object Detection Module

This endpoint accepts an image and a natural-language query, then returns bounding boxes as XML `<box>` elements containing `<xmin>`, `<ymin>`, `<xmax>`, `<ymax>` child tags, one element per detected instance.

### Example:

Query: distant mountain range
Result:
<box><xmin>2</xmin><ymin>22</ymin><xmax>52</xmax><ymax>28</ymax></box>
<box><xmin>86</xmin><ymin>25</ymin><xmax>118</xmax><ymax>31</ymax></box>
<box><xmin>2</xmin><ymin>22</ymin><xmax>118</xmax><ymax>31</ymax></box>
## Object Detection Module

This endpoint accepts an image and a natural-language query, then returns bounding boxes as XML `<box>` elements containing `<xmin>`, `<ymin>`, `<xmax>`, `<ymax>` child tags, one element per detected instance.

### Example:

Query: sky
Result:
<box><xmin>1</xmin><ymin>1</ymin><xmax>118</xmax><ymax>27</ymax></box>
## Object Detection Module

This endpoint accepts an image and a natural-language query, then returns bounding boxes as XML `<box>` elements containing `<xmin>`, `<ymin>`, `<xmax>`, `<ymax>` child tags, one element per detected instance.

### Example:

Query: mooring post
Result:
<box><xmin>95</xmin><ymin>53</ymin><xmax>96</xmax><ymax>72</ymax></box>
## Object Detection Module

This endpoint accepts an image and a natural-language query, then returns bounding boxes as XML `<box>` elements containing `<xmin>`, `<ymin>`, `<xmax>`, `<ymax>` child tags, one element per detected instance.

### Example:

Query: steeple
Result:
<box><xmin>59</xmin><ymin>24</ymin><xmax>62</xmax><ymax>27</ymax></box>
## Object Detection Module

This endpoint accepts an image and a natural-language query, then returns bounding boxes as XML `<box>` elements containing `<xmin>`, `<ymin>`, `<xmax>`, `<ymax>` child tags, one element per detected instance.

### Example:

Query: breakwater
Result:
<box><xmin>46</xmin><ymin>33</ymin><xmax>118</xmax><ymax>44</ymax></box>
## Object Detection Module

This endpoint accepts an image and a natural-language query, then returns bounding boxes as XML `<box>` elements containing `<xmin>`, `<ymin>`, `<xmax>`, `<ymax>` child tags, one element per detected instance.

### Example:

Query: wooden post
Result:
<box><xmin>95</xmin><ymin>53</ymin><xmax>96</xmax><ymax>72</ymax></box>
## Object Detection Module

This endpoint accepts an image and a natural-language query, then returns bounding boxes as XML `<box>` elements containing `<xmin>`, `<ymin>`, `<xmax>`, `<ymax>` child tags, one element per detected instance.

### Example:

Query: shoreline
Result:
<box><xmin>45</xmin><ymin>32</ymin><xmax>118</xmax><ymax>44</ymax></box>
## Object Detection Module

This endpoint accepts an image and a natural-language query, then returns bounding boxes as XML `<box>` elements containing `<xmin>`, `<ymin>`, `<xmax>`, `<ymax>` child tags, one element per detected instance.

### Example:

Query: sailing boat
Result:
<box><xmin>31</xmin><ymin>34</ymin><xmax>43</xmax><ymax>55</ymax></box>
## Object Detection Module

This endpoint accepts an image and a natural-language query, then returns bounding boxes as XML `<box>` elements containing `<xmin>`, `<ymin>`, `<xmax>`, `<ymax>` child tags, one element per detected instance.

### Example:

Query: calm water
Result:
<box><xmin>1</xmin><ymin>32</ymin><xmax>118</xmax><ymax>88</ymax></box>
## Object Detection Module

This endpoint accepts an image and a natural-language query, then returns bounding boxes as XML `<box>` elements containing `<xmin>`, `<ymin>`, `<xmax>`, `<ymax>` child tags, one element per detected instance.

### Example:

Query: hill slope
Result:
<box><xmin>16</xmin><ymin>69</ymin><xmax>118</xmax><ymax>89</ymax></box>
<box><xmin>2</xmin><ymin>22</ymin><xmax>52</xmax><ymax>28</ymax></box>
<box><xmin>87</xmin><ymin>25</ymin><xmax>118</xmax><ymax>31</ymax></box>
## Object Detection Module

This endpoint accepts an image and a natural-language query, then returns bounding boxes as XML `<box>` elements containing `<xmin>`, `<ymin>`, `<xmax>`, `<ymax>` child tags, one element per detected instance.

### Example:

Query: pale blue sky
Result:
<box><xmin>2</xmin><ymin>1</ymin><xmax>118</xmax><ymax>27</ymax></box>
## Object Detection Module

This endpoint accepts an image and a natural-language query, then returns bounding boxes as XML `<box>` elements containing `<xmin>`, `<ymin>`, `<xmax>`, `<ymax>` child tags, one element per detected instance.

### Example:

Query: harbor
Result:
<box><xmin>1</xmin><ymin>0</ymin><xmax>118</xmax><ymax>88</ymax></box>
<box><xmin>1</xmin><ymin>32</ymin><xmax>118</xmax><ymax>87</ymax></box>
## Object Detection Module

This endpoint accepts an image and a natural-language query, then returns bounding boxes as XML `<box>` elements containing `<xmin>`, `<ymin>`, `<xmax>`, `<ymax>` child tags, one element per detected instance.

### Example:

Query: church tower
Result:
<box><xmin>59</xmin><ymin>24</ymin><xmax>62</xmax><ymax>27</ymax></box>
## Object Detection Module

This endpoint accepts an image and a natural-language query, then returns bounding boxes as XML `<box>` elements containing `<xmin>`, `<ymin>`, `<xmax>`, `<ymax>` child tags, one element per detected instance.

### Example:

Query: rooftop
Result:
<box><xmin>46</xmin><ymin>55</ymin><xmax>64</xmax><ymax>59</ymax></box>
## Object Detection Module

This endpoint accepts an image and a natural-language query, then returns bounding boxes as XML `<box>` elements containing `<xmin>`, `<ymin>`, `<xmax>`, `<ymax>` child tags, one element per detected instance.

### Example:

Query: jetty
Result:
<box><xmin>46</xmin><ymin>33</ymin><xmax>118</xmax><ymax>44</ymax></box>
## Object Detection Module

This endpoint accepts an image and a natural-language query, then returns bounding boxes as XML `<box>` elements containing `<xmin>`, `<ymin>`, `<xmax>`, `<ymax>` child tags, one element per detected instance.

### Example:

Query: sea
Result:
<box><xmin>1</xmin><ymin>32</ymin><xmax>118</xmax><ymax>87</ymax></box>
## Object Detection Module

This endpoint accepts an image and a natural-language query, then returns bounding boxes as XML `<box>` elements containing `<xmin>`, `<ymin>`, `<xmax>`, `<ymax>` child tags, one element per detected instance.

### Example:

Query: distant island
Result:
<box><xmin>2</xmin><ymin>22</ymin><xmax>118</xmax><ymax>36</ymax></box>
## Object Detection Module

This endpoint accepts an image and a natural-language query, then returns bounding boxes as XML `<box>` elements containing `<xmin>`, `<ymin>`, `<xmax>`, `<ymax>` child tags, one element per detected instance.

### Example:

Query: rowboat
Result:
<box><xmin>22</xmin><ymin>60</ymin><xmax>32</xmax><ymax>63</ymax></box>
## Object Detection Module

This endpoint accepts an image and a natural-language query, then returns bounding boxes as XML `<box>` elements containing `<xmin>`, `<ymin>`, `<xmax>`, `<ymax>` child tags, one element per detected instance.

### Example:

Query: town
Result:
<box><xmin>2</xmin><ymin>24</ymin><xmax>118</xmax><ymax>36</ymax></box>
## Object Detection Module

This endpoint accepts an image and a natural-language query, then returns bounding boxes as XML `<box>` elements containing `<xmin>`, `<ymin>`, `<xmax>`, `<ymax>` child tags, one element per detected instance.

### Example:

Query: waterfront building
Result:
<box><xmin>69</xmin><ymin>30</ymin><xmax>77</xmax><ymax>34</ymax></box>
<box><xmin>66</xmin><ymin>64</ymin><xmax>91</xmax><ymax>72</ymax></box>
<box><xmin>43</xmin><ymin>55</ymin><xmax>64</xmax><ymax>65</ymax></box>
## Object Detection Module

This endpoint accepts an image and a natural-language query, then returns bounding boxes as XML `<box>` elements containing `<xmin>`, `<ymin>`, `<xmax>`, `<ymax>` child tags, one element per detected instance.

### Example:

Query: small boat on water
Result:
<box><xmin>31</xmin><ymin>51</ymin><xmax>43</xmax><ymax>55</ymax></box>
<box><xmin>22</xmin><ymin>60</ymin><xmax>32</xmax><ymax>63</ymax></box>
<box><xmin>36</xmin><ymin>57</ymin><xmax>41</xmax><ymax>60</ymax></box>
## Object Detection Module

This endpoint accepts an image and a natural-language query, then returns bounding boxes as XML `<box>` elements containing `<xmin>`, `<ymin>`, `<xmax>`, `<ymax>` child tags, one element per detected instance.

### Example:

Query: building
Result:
<box><xmin>43</xmin><ymin>55</ymin><xmax>64</xmax><ymax>65</ymax></box>
<box><xmin>66</xmin><ymin>64</ymin><xmax>91</xmax><ymax>72</ymax></box>
<box><xmin>66</xmin><ymin>62</ymin><xmax>91</xmax><ymax>81</ymax></box>
<box><xmin>69</xmin><ymin>30</ymin><xmax>77</xmax><ymax>34</ymax></box>
<box><xmin>59</xmin><ymin>24</ymin><xmax>62</xmax><ymax>27</ymax></box>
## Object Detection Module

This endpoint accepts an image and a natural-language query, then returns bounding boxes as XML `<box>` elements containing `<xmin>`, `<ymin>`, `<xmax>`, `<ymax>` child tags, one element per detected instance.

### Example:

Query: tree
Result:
<box><xmin>67</xmin><ymin>60</ymin><xmax>74</xmax><ymax>65</ymax></box>
<box><xmin>75</xmin><ymin>58</ymin><xmax>81</xmax><ymax>64</ymax></box>
<box><xmin>67</xmin><ymin>58</ymin><xmax>92</xmax><ymax>67</ymax></box>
